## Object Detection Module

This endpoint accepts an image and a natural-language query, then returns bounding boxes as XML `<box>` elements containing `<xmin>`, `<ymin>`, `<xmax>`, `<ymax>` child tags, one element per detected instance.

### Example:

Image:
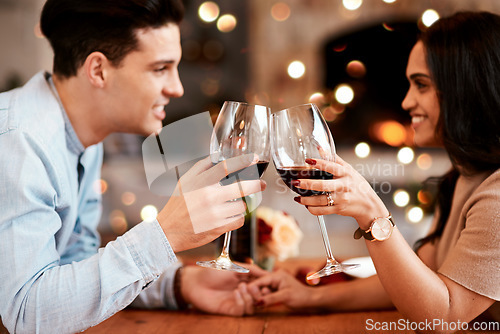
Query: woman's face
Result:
<box><xmin>401</xmin><ymin>41</ymin><xmax>442</xmax><ymax>147</ymax></box>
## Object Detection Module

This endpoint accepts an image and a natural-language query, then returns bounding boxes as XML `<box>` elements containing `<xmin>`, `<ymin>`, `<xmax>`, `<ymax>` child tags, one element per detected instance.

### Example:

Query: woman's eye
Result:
<box><xmin>155</xmin><ymin>66</ymin><xmax>167</xmax><ymax>72</ymax></box>
<box><xmin>415</xmin><ymin>81</ymin><xmax>427</xmax><ymax>89</ymax></box>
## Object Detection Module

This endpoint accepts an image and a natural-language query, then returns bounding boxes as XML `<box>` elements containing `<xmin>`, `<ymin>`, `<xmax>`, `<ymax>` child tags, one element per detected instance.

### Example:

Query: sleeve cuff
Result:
<box><xmin>122</xmin><ymin>220</ymin><xmax>177</xmax><ymax>285</ymax></box>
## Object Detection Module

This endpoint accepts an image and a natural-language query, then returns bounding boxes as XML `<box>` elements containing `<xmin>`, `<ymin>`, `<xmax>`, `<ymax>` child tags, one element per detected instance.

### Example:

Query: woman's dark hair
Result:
<box><xmin>40</xmin><ymin>0</ymin><xmax>184</xmax><ymax>78</ymax></box>
<box><xmin>415</xmin><ymin>11</ymin><xmax>500</xmax><ymax>249</ymax></box>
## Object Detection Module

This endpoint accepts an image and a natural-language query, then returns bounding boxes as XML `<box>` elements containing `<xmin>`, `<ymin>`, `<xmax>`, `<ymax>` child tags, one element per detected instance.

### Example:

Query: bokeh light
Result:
<box><xmin>393</xmin><ymin>189</ymin><xmax>410</xmax><ymax>207</ymax></box>
<box><xmin>109</xmin><ymin>210</ymin><xmax>128</xmax><ymax>234</ymax></box>
<box><xmin>383</xmin><ymin>0</ymin><xmax>397</xmax><ymax>3</ymax></box>
<box><xmin>334</xmin><ymin>84</ymin><xmax>354</xmax><ymax>104</ymax></box>
<box><xmin>141</xmin><ymin>205</ymin><xmax>158</xmax><ymax>222</ymax></box>
<box><xmin>407</xmin><ymin>206</ymin><xmax>424</xmax><ymax>223</ymax></box>
<box><xmin>416</xmin><ymin>153</ymin><xmax>432</xmax><ymax>170</ymax></box>
<box><xmin>93</xmin><ymin>179</ymin><xmax>108</xmax><ymax>195</ymax></box>
<box><xmin>342</xmin><ymin>0</ymin><xmax>363</xmax><ymax>11</ymax></box>
<box><xmin>322</xmin><ymin>106</ymin><xmax>338</xmax><ymax>122</ymax></box>
<box><xmin>121</xmin><ymin>192</ymin><xmax>136</xmax><ymax>206</ymax></box>
<box><xmin>346</xmin><ymin>60</ymin><xmax>366</xmax><ymax>78</ymax></box>
<box><xmin>372</xmin><ymin>121</ymin><xmax>407</xmax><ymax>147</ymax></box>
<box><xmin>271</xmin><ymin>2</ymin><xmax>291</xmax><ymax>22</ymax></box>
<box><xmin>397</xmin><ymin>147</ymin><xmax>414</xmax><ymax>164</ymax></box>
<box><xmin>203</xmin><ymin>40</ymin><xmax>224</xmax><ymax>61</ymax></box>
<box><xmin>217</xmin><ymin>14</ymin><xmax>237</xmax><ymax>32</ymax></box>
<box><xmin>198</xmin><ymin>2</ymin><xmax>220</xmax><ymax>23</ymax></box>
<box><xmin>354</xmin><ymin>142</ymin><xmax>370</xmax><ymax>158</ymax></box>
<box><xmin>287</xmin><ymin>60</ymin><xmax>306</xmax><ymax>79</ymax></box>
<box><xmin>309</xmin><ymin>92</ymin><xmax>326</xmax><ymax>105</ymax></box>
<box><xmin>422</xmin><ymin>9</ymin><xmax>440</xmax><ymax>27</ymax></box>
<box><xmin>417</xmin><ymin>190</ymin><xmax>432</xmax><ymax>205</ymax></box>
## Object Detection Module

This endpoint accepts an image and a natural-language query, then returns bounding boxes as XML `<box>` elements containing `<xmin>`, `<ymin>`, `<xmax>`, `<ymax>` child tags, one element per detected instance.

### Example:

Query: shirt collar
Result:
<box><xmin>44</xmin><ymin>72</ymin><xmax>85</xmax><ymax>156</ymax></box>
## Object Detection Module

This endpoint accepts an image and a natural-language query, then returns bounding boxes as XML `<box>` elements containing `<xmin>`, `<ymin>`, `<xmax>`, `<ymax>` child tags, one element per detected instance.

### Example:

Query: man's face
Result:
<box><xmin>103</xmin><ymin>23</ymin><xmax>184</xmax><ymax>136</ymax></box>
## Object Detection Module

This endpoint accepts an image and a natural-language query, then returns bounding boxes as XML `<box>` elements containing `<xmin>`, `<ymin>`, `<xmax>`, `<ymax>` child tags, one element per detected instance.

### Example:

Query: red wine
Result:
<box><xmin>277</xmin><ymin>166</ymin><xmax>333</xmax><ymax>196</ymax></box>
<box><xmin>218</xmin><ymin>161</ymin><xmax>269</xmax><ymax>186</ymax></box>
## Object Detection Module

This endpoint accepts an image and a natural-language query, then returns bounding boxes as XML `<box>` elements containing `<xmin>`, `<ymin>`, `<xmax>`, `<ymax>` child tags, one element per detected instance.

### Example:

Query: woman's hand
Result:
<box><xmin>294</xmin><ymin>155</ymin><xmax>389</xmax><ymax>230</ymax></box>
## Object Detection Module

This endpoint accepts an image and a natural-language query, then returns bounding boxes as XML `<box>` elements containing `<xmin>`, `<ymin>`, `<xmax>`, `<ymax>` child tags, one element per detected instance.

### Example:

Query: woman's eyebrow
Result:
<box><xmin>409</xmin><ymin>73</ymin><xmax>431</xmax><ymax>80</ymax></box>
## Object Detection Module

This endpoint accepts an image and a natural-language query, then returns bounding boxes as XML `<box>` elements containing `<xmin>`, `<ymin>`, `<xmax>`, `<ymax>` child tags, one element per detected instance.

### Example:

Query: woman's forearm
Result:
<box><xmin>313</xmin><ymin>275</ymin><xmax>394</xmax><ymax>312</ymax></box>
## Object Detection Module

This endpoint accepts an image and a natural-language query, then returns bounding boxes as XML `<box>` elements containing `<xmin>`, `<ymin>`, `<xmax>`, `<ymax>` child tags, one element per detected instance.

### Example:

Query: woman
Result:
<box><xmin>242</xmin><ymin>11</ymin><xmax>500</xmax><ymax>329</ymax></box>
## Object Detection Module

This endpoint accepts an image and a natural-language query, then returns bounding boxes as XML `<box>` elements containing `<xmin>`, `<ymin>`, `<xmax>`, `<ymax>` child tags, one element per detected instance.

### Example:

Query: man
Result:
<box><xmin>0</xmin><ymin>0</ymin><xmax>265</xmax><ymax>332</ymax></box>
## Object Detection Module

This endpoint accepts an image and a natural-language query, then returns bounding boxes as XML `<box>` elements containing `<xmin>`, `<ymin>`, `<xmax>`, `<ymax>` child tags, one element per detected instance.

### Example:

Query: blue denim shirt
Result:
<box><xmin>0</xmin><ymin>72</ymin><xmax>179</xmax><ymax>333</ymax></box>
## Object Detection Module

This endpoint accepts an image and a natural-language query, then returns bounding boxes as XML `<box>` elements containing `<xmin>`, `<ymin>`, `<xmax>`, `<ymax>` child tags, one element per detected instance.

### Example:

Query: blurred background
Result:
<box><xmin>2</xmin><ymin>0</ymin><xmax>500</xmax><ymax>260</ymax></box>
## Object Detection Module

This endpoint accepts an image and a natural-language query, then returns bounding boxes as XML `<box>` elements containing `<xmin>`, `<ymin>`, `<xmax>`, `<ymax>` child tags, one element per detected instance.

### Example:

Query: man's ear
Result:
<box><xmin>83</xmin><ymin>51</ymin><xmax>108</xmax><ymax>88</ymax></box>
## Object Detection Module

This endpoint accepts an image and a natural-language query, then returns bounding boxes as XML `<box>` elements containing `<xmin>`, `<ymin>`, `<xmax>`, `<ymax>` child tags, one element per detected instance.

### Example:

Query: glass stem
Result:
<box><xmin>317</xmin><ymin>215</ymin><xmax>337</xmax><ymax>263</ymax></box>
<box><xmin>219</xmin><ymin>231</ymin><xmax>232</xmax><ymax>259</ymax></box>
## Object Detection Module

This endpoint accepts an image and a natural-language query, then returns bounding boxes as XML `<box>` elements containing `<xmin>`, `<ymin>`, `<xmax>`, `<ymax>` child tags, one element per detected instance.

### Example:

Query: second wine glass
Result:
<box><xmin>271</xmin><ymin>103</ymin><xmax>358</xmax><ymax>280</ymax></box>
<box><xmin>196</xmin><ymin>101</ymin><xmax>270</xmax><ymax>273</ymax></box>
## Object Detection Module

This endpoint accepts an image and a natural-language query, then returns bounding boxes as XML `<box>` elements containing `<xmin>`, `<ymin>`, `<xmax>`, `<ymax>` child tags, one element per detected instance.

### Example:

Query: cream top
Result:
<box><xmin>432</xmin><ymin>169</ymin><xmax>500</xmax><ymax>319</ymax></box>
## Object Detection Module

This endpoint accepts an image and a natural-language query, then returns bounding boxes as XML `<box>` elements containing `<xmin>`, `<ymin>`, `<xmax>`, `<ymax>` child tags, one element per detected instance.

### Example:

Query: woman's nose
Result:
<box><xmin>401</xmin><ymin>89</ymin><xmax>415</xmax><ymax>111</ymax></box>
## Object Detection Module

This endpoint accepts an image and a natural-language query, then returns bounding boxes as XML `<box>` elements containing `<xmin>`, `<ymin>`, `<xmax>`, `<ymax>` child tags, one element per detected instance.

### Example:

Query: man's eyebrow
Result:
<box><xmin>152</xmin><ymin>59</ymin><xmax>176</xmax><ymax>64</ymax></box>
<box><xmin>409</xmin><ymin>73</ymin><xmax>431</xmax><ymax>80</ymax></box>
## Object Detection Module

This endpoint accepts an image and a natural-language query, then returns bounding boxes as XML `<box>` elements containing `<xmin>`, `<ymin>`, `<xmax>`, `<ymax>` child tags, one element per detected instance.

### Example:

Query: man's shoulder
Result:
<box><xmin>0</xmin><ymin>71</ymin><xmax>64</xmax><ymax>137</ymax></box>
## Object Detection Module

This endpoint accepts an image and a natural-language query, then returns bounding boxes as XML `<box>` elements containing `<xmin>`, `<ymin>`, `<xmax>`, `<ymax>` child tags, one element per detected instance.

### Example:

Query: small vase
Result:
<box><xmin>257</xmin><ymin>254</ymin><xmax>275</xmax><ymax>271</ymax></box>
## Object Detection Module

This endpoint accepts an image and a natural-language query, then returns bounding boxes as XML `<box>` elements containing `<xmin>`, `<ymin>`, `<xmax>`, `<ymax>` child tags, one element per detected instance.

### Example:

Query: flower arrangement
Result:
<box><xmin>256</xmin><ymin>206</ymin><xmax>303</xmax><ymax>263</ymax></box>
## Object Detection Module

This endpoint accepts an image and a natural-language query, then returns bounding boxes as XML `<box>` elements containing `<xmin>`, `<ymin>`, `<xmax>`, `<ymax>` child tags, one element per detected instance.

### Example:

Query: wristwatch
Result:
<box><xmin>354</xmin><ymin>214</ymin><xmax>395</xmax><ymax>241</ymax></box>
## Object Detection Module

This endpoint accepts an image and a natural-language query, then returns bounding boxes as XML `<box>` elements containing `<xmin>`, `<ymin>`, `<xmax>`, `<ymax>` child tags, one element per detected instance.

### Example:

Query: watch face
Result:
<box><xmin>371</xmin><ymin>218</ymin><xmax>393</xmax><ymax>241</ymax></box>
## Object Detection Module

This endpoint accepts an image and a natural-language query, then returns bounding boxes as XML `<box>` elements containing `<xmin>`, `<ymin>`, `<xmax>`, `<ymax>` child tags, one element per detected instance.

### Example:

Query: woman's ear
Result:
<box><xmin>83</xmin><ymin>51</ymin><xmax>108</xmax><ymax>88</ymax></box>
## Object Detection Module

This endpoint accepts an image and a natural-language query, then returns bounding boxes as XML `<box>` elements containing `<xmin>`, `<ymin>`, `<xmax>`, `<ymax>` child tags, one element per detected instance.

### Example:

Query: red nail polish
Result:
<box><xmin>291</xmin><ymin>180</ymin><xmax>300</xmax><ymax>187</ymax></box>
<box><xmin>254</xmin><ymin>300</ymin><xmax>265</xmax><ymax>307</ymax></box>
<box><xmin>293</xmin><ymin>196</ymin><xmax>301</xmax><ymax>203</ymax></box>
<box><xmin>305</xmin><ymin>158</ymin><xmax>316</xmax><ymax>165</ymax></box>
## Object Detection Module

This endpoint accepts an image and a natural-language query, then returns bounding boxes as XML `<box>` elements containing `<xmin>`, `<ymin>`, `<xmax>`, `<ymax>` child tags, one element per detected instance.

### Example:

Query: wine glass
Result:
<box><xmin>196</xmin><ymin>101</ymin><xmax>271</xmax><ymax>273</ymax></box>
<box><xmin>271</xmin><ymin>103</ymin><xmax>358</xmax><ymax>280</ymax></box>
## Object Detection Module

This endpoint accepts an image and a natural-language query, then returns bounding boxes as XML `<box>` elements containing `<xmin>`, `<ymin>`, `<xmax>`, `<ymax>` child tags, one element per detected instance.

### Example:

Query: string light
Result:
<box><xmin>287</xmin><ymin>60</ymin><xmax>306</xmax><ymax>79</ymax></box>
<box><xmin>354</xmin><ymin>142</ymin><xmax>370</xmax><ymax>158</ymax></box>
<box><xmin>397</xmin><ymin>147</ymin><xmax>414</xmax><ymax>164</ymax></box>
<box><xmin>422</xmin><ymin>9</ymin><xmax>440</xmax><ymax>27</ymax></box>
<box><xmin>342</xmin><ymin>0</ymin><xmax>363</xmax><ymax>11</ymax></box>
<box><xmin>198</xmin><ymin>2</ymin><xmax>220</xmax><ymax>23</ymax></box>
<box><xmin>271</xmin><ymin>2</ymin><xmax>291</xmax><ymax>22</ymax></box>
<box><xmin>141</xmin><ymin>205</ymin><xmax>158</xmax><ymax>222</ymax></box>
<box><xmin>334</xmin><ymin>84</ymin><xmax>354</xmax><ymax>104</ymax></box>
<box><xmin>217</xmin><ymin>14</ymin><xmax>237</xmax><ymax>32</ymax></box>
<box><xmin>393</xmin><ymin>190</ymin><xmax>410</xmax><ymax>207</ymax></box>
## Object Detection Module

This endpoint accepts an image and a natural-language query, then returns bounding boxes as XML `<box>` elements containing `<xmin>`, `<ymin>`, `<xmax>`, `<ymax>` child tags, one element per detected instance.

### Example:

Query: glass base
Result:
<box><xmin>306</xmin><ymin>261</ymin><xmax>359</xmax><ymax>280</ymax></box>
<box><xmin>196</xmin><ymin>256</ymin><xmax>250</xmax><ymax>273</ymax></box>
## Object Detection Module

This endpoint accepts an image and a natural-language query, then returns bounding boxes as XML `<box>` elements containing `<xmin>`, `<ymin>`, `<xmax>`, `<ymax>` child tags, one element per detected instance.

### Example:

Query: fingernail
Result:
<box><xmin>254</xmin><ymin>300</ymin><xmax>265</xmax><ymax>307</ymax></box>
<box><xmin>305</xmin><ymin>158</ymin><xmax>316</xmax><ymax>165</ymax></box>
<box><xmin>293</xmin><ymin>196</ymin><xmax>301</xmax><ymax>203</ymax></box>
<box><xmin>291</xmin><ymin>180</ymin><xmax>300</xmax><ymax>187</ymax></box>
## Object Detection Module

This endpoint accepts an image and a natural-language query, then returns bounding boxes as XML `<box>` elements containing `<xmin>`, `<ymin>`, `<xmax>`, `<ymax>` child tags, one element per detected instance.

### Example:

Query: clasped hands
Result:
<box><xmin>180</xmin><ymin>264</ymin><xmax>317</xmax><ymax>316</ymax></box>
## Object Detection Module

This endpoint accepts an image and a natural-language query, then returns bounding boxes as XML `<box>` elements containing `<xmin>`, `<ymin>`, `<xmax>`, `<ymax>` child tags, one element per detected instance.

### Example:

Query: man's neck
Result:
<box><xmin>52</xmin><ymin>74</ymin><xmax>109</xmax><ymax>148</ymax></box>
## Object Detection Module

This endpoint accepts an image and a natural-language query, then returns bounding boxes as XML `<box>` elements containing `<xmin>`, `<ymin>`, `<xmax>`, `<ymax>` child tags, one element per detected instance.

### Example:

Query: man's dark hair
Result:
<box><xmin>40</xmin><ymin>0</ymin><xmax>184</xmax><ymax>78</ymax></box>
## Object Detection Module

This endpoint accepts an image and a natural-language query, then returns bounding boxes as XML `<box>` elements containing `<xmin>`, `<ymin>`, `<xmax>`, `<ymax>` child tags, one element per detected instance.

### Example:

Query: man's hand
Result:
<box><xmin>157</xmin><ymin>154</ymin><xmax>266</xmax><ymax>252</ymax></box>
<box><xmin>180</xmin><ymin>264</ymin><xmax>269</xmax><ymax>316</ymax></box>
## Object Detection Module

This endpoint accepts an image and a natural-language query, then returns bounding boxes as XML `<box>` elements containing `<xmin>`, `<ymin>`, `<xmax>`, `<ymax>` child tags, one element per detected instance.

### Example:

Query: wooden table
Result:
<box><xmin>84</xmin><ymin>308</ymin><xmax>499</xmax><ymax>334</ymax></box>
<box><xmin>83</xmin><ymin>258</ymin><xmax>499</xmax><ymax>334</ymax></box>
<box><xmin>84</xmin><ymin>308</ymin><xmax>412</xmax><ymax>334</ymax></box>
